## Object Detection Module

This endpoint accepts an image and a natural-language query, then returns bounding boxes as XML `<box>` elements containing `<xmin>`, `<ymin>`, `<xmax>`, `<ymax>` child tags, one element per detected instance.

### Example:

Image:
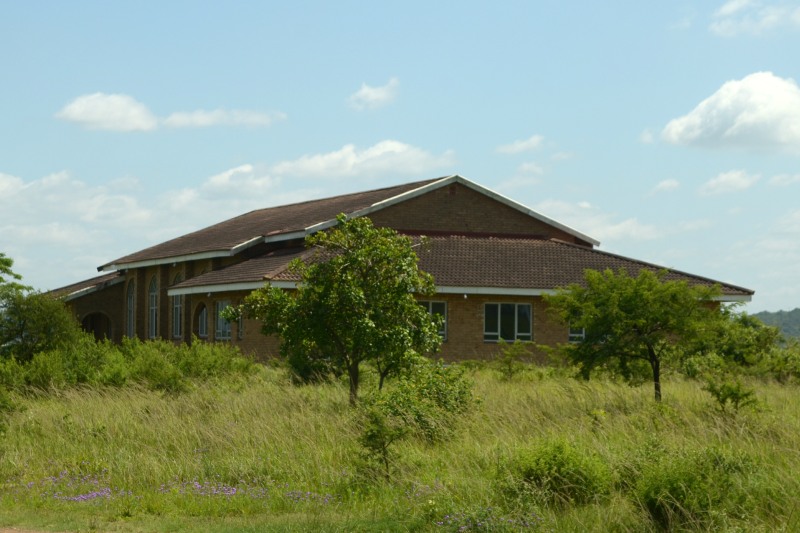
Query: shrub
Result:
<box><xmin>493</xmin><ymin>340</ymin><xmax>531</xmax><ymax>380</ymax></box>
<box><xmin>703</xmin><ymin>375</ymin><xmax>758</xmax><ymax>412</ymax></box>
<box><xmin>501</xmin><ymin>438</ymin><xmax>614</xmax><ymax>506</ymax></box>
<box><xmin>635</xmin><ymin>446</ymin><xmax>755</xmax><ymax>529</ymax></box>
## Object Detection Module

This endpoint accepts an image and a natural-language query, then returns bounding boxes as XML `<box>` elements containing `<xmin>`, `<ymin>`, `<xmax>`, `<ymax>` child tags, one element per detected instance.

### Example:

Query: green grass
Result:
<box><xmin>1</xmin><ymin>365</ymin><xmax>799</xmax><ymax>532</ymax></box>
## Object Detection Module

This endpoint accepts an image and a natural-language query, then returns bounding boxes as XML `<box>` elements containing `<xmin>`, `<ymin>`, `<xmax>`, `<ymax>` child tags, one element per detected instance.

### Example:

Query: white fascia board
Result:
<box><xmin>100</xmin><ymin>236</ymin><xmax>270</xmax><ymax>272</ymax></box>
<box><xmin>62</xmin><ymin>277</ymin><xmax>125</xmax><ymax>302</ymax></box>
<box><xmin>347</xmin><ymin>175</ymin><xmax>457</xmax><ymax>220</ymax></box>
<box><xmin>264</xmin><ymin>230</ymin><xmax>307</xmax><ymax>243</ymax></box>
<box><xmin>451</xmin><ymin>175</ymin><xmax>601</xmax><ymax>246</ymax></box>
<box><xmin>168</xmin><ymin>280</ymin><xmax>297</xmax><ymax>296</ymax></box>
<box><xmin>436</xmin><ymin>286</ymin><xmax>558</xmax><ymax>296</ymax></box>
<box><xmin>712</xmin><ymin>294</ymin><xmax>752</xmax><ymax>303</ymax></box>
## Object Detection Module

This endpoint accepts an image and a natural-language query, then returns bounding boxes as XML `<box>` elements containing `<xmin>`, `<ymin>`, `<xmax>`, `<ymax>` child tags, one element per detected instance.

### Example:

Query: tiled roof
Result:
<box><xmin>101</xmin><ymin>177</ymin><xmax>445</xmax><ymax>269</ymax></box>
<box><xmin>171</xmin><ymin>246</ymin><xmax>310</xmax><ymax>289</ymax></box>
<box><xmin>51</xmin><ymin>271</ymin><xmax>125</xmax><ymax>301</ymax></box>
<box><xmin>415</xmin><ymin>236</ymin><xmax>753</xmax><ymax>296</ymax></box>
<box><xmin>169</xmin><ymin>235</ymin><xmax>752</xmax><ymax>298</ymax></box>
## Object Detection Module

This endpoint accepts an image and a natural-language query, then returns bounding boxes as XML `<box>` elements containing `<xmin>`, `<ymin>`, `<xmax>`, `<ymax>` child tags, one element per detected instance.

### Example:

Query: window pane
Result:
<box><xmin>500</xmin><ymin>303</ymin><xmax>515</xmax><ymax>341</ymax></box>
<box><xmin>484</xmin><ymin>303</ymin><xmax>498</xmax><ymax>339</ymax></box>
<box><xmin>517</xmin><ymin>304</ymin><xmax>532</xmax><ymax>335</ymax></box>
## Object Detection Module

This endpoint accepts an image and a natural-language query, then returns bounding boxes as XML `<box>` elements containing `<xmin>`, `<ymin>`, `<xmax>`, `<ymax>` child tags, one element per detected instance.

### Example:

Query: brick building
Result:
<box><xmin>58</xmin><ymin>175</ymin><xmax>753</xmax><ymax>360</ymax></box>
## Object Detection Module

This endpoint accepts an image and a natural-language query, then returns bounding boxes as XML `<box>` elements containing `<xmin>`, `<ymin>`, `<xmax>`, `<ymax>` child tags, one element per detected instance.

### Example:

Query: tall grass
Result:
<box><xmin>1</xmin><ymin>364</ymin><xmax>799</xmax><ymax>532</ymax></box>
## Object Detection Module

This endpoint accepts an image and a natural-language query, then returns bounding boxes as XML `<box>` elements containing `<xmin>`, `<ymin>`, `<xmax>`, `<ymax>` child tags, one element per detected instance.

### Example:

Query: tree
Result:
<box><xmin>0</xmin><ymin>252</ymin><xmax>81</xmax><ymax>362</ymax></box>
<box><xmin>545</xmin><ymin>268</ymin><xmax>720</xmax><ymax>401</ymax></box>
<box><xmin>0</xmin><ymin>252</ymin><xmax>30</xmax><ymax>297</ymax></box>
<box><xmin>232</xmin><ymin>214</ymin><xmax>442</xmax><ymax>404</ymax></box>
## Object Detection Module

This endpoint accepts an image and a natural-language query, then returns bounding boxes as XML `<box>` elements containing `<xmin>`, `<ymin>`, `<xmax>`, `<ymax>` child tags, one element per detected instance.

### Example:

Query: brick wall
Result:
<box><xmin>369</xmin><ymin>182</ymin><xmax>580</xmax><ymax>242</ymax></box>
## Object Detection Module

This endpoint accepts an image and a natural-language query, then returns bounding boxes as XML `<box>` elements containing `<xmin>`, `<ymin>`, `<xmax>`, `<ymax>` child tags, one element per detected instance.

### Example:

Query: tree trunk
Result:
<box><xmin>348</xmin><ymin>362</ymin><xmax>360</xmax><ymax>406</ymax></box>
<box><xmin>649</xmin><ymin>346</ymin><xmax>662</xmax><ymax>402</ymax></box>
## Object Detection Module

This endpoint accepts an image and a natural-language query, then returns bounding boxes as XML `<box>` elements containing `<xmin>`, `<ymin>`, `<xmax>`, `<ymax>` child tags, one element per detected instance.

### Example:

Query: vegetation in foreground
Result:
<box><xmin>1</xmin><ymin>357</ymin><xmax>799</xmax><ymax>532</ymax></box>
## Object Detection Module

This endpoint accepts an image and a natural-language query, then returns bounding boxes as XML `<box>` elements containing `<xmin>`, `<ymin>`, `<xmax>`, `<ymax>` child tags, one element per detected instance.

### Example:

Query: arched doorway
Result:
<box><xmin>81</xmin><ymin>312</ymin><xmax>112</xmax><ymax>341</ymax></box>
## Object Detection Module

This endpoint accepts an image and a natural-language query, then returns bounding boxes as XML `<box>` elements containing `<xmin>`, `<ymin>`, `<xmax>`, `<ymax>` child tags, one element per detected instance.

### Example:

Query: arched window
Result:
<box><xmin>172</xmin><ymin>274</ymin><xmax>183</xmax><ymax>339</ymax></box>
<box><xmin>148</xmin><ymin>277</ymin><xmax>158</xmax><ymax>339</ymax></box>
<box><xmin>126</xmin><ymin>281</ymin><xmax>136</xmax><ymax>337</ymax></box>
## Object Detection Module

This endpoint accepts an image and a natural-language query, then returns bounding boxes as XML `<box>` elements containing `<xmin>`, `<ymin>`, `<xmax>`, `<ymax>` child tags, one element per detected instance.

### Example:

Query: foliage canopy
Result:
<box><xmin>231</xmin><ymin>214</ymin><xmax>442</xmax><ymax>404</ymax></box>
<box><xmin>546</xmin><ymin>268</ymin><xmax>720</xmax><ymax>401</ymax></box>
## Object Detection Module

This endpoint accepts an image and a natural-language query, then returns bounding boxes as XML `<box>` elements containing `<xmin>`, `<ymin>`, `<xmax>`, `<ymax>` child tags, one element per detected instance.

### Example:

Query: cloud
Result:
<box><xmin>55</xmin><ymin>93</ymin><xmax>159</xmax><ymax>131</ymax></box>
<box><xmin>652</xmin><ymin>179</ymin><xmax>680</xmax><ymax>193</ymax></box>
<box><xmin>699</xmin><ymin>169</ymin><xmax>760</xmax><ymax>195</ymax></box>
<box><xmin>710</xmin><ymin>0</ymin><xmax>800</xmax><ymax>36</ymax></box>
<box><xmin>662</xmin><ymin>72</ymin><xmax>800</xmax><ymax>152</ymax></box>
<box><xmin>769</xmin><ymin>173</ymin><xmax>800</xmax><ymax>186</ymax></box>
<box><xmin>533</xmin><ymin>200</ymin><xmax>660</xmax><ymax>242</ymax></box>
<box><xmin>163</xmin><ymin>109</ymin><xmax>286</xmax><ymax>128</ymax></box>
<box><xmin>271</xmin><ymin>140</ymin><xmax>456</xmax><ymax>178</ymax></box>
<box><xmin>56</xmin><ymin>93</ymin><xmax>284</xmax><ymax>131</ymax></box>
<box><xmin>496</xmin><ymin>134</ymin><xmax>545</xmax><ymax>154</ymax></box>
<box><xmin>349</xmin><ymin>77</ymin><xmax>399</xmax><ymax>110</ymax></box>
<box><xmin>639</xmin><ymin>129</ymin><xmax>655</xmax><ymax>144</ymax></box>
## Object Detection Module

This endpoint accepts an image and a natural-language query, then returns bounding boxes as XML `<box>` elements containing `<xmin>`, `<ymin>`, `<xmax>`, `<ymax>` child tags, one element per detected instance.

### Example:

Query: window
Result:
<box><xmin>126</xmin><ymin>281</ymin><xmax>135</xmax><ymax>337</ymax></box>
<box><xmin>484</xmin><ymin>303</ymin><xmax>532</xmax><ymax>342</ymax></box>
<box><xmin>420</xmin><ymin>300</ymin><xmax>447</xmax><ymax>340</ymax></box>
<box><xmin>172</xmin><ymin>274</ymin><xmax>183</xmax><ymax>339</ymax></box>
<box><xmin>197</xmin><ymin>304</ymin><xmax>208</xmax><ymax>338</ymax></box>
<box><xmin>148</xmin><ymin>277</ymin><xmax>158</xmax><ymax>339</ymax></box>
<box><xmin>237</xmin><ymin>314</ymin><xmax>245</xmax><ymax>340</ymax></box>
<box><xmin>568</xmin><ymin>325</ymin><xmax>585</xmax><ymax>343</ymax></box>
<box><xmin>215</xmin><ymin>300</ymin><xmax>231</xmax><ymax>340</ymax></box>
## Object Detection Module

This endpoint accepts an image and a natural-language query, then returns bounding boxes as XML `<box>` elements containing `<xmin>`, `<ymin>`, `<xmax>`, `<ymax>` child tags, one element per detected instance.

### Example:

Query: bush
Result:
<box><xmin>703</xmin><ymin>375</ymin><xmax>758</xmax><ymax>412</ymax></box>
<box><xmin>635</xmin><ymin>446</ymin><xmax>756</xmax><ymax>529</ymax></box>
<box><xmin>493</xmin><ymin>340</ymin><xmax>531</xmax><ymax>380</ymax></box>
<box><xmin>379</xmin><ymin>359</ymin><xmax>473</xmax><ymax>443</ymax></box>
<box><xmin>501</xmin><ymin>438</ymin><xmax>614</xmax><ymax>506</ymax></box>
<box><xmin>357</xmin><ymin>359</ymin><xmax>474</xmax><ymax>479</ymax></box>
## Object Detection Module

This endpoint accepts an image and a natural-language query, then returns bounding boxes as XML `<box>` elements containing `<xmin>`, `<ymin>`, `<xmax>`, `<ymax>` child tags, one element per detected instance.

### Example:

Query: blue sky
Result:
<box><xmin>1</xmin><ymin>1</ymin><xmax>799</xmax><ymax>312</ymax></box>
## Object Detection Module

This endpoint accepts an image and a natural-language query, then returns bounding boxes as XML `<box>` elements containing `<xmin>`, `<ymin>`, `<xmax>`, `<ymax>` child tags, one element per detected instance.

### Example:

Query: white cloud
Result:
<box><xmin>639</xmin><ymin>129</ymin><xmax>655</xmax><ymax>144</ymax></box>
<box><xmin>662</xmin><ymin>72</ymin><xmax>800</xmax><ymax>152</ymax></box>
<box><xmin>652</xmin><ymin>179</ymin><xmax>680</xmax><ymax>193</ymax></box>
<box><xmin>496</xmin><ymin>134</ymin><xmax>545</xmax><ymax>154</ymax></box>
<box><xmin>271</xmin><ymin>140</ymin><xmax>455</xmax><ymax>178</ymax></box>
<box><xmin>163</xmin><ymin>109</ymin><xmax>286</xmax><ymax>128</ymax></box>
<box><xmin>533</xmin><ymin>199</ymin><xmax>660</xmax><ymax>242</ymax></box>
<box><xmin>56</xmin><ymin>93</ymin><xmax>284</xmax><ymax>131</ymax></box>
<box><xmin>769</xmin><ymin>173</ymin><xmax>800</xmax><ymax>185</ymax></box>
<box><xmin>349</xmin><ymin>77</ymin><xmax>399</xmax><ymax>110</ymax></box>
<box><xmin>55</xmin><ymin>93</ymin><xmax>158</xmax><ymax>131</ymax></box>
<box><xmin>699</xmin><ymin>169</ymin><xmax>760</xmax><ymax>195</ymax></box>
<box><xmin>710</xmin><ymin>0</ymin><xmax>800</xmax><ymax>36</ymax></box>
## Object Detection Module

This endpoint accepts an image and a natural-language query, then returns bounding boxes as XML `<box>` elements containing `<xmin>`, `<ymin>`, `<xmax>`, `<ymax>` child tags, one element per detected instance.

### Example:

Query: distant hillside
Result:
<box><xmin>753</xmin><ymin>308</ymin><xmax>800</xmax><ymax>339</ymax></box>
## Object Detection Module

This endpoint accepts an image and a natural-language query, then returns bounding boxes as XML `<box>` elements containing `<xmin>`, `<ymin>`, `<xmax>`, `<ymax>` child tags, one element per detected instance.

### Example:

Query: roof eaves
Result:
<box><xmin>168</xmin><ymin>280</ymin><xmax>296</xmax><ymax>296</ymax></box>
<box><xmin>552</xmin><ymin>239</ymin><xmax>755</xmax><ymax>297</ymax></box>
<box><xmin>99</xmin><ymin>235</ymin><xmax>268</xmax><ymax>273</ymax></box>
<box><xmin>62</xmin><ymin>275</ymin><xmax>125</xmax><ymax>302</ymax></box>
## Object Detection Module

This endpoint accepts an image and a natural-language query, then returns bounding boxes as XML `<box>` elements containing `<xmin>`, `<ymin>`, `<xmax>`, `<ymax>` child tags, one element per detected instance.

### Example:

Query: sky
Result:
<box><xmin>1</xmin><ymin>1</ymin><xmax>799</xmax><ymax>313</ymax></box>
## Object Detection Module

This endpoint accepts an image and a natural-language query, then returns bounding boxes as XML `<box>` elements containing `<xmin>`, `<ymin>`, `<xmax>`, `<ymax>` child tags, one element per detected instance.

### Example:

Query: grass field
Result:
<box><xmin>1</xmin><ymin>364</ymin><xmax>798</xmax><ymax>532</ymax></box>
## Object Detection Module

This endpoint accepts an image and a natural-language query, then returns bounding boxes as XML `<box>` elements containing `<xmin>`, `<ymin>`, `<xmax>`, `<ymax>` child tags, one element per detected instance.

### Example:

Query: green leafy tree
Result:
<box><xmin>0</xmin><ymin>252</ymin><xmax>30</xmax><ymax>297</ymax></box>
<box><xmin>0</xmin><ymin>290</ymin><xmax>83</xmax><ymax>363</ymax></box>
<box><xmin>232</xmin><ymin>214</ymin><xmax>442</xmax><ymax>404</ymax></box>
<box><xmin>545</xmin><ymin>269</ymin><xmax>720</xmax><ymax>401</ymax></box>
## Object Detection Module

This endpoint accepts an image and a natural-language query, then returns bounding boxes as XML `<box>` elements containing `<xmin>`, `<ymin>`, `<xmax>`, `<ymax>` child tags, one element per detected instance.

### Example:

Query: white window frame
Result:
<box><xmin>198</xmin><ymin>305</ymin><xmax>208</xmax><ymax>338</ymax></box>
<box><xmin>419</xmin><ymin>300</ymin><xmax>447</xmax><ymax>340</ymax></box>
<box><xmin>215</xmin><ymin>300</ymin><xmax>232</xmax><ymax>341</ymax></box>
<box><xmin>148</xmin><ymin>277</ymin><xmax>158</xmax><ymax>339</ymax></box>
<box><xmin>484</xmin><ymin>302</ymin><xmax>532</xmax><ymax>342</ymax></box>
<box><xmin>172</xmin><ymin>274</ymin><xmax>183</xmax><ymax>339</ymax></box>
<box><xmin>568</xmin><ymin>324</ymin><xmax>586</xmax><ymax>343</ymax></box>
